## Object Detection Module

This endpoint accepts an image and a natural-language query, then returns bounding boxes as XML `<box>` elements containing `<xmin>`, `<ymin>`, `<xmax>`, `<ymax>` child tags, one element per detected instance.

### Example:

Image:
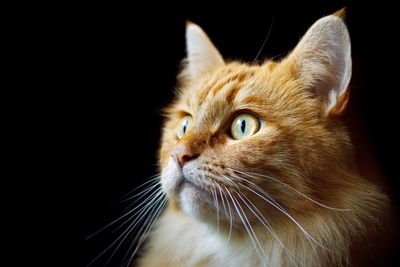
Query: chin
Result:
<box><xmin>162</xmin><ymin>158</ymin><xmax>216</xmax><ymax>223</ymax></box>
<box><xmin>178</xmin><ymin>181</ymin><xmax>215</xmax><ymax>222</ymax></box>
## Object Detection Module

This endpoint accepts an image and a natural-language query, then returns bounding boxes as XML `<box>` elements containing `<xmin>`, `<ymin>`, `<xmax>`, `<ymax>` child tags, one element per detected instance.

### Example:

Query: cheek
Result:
<box><xmin>160</xmin><ymin>158</ymin><xmax>182</xmax><ymax>196</ymax></box>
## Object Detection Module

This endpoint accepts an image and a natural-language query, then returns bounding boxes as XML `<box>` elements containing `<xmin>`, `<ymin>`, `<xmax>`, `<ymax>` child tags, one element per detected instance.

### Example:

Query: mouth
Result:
<box><xmin>177</xmin><ymin>174</ymin><xmax>216</xmax><ymax>202</ymax></box>
<box><xmin>179</xmin><ymin>177</ymin><xmax>209</xmax><ymax>195</ymax></box>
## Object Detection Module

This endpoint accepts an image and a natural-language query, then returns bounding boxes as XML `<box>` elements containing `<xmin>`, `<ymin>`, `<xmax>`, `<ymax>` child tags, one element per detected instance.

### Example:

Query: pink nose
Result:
<box><xmin>171</xmin><ymin>144</ymin><xmax>199</xmax><ymax>167</ymax></box>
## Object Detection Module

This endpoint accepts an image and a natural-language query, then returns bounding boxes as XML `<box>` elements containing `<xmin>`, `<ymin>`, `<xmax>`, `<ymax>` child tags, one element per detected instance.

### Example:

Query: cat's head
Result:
<box><xmin>159</xmin><ymin>11</ymin><xmax>353</xmax><ymax>230</ymax></box>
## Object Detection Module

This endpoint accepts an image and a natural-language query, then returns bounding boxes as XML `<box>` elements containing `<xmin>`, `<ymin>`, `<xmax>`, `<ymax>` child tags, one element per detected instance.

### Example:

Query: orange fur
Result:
<box><xmin>137</xmin><ymin>11</ymin><xmax>391</xmax><ymax>267</ymax></box>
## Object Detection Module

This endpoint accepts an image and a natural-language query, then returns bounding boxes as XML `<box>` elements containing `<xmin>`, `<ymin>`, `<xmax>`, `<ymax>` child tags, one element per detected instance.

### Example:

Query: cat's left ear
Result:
<box><xmin>185</xmin><ymin>22</ymin><xmax>225</xmax><ymax>79</ymax></box>
<box><xmin>286</xmin><ymin>10</ymin><xmax>351</xmax><ymax>116</ymax></box>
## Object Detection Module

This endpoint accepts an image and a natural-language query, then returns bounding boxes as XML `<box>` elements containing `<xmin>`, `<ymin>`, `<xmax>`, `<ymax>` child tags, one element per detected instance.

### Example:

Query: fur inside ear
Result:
<box><xmin>288</xmin><ymin>12</ymin><xmax>352</xmax><ymax>115</ymax></box>
<box><xmin>185</xmin><ymin>22</ymin><xmax>225</xmax><ymax>80</ymax></box>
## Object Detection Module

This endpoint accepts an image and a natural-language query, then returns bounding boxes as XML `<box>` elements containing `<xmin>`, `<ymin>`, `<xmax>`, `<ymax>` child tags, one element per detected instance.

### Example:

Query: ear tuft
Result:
<box><xmin>185</xmin><ymin>22</ymin><xmax>224</xmax><ymax>80</ymax></box>
<box><xmin>333</xmin><ymin>8</ymin><xmax>347</xmax><ymax>19</ymax></box>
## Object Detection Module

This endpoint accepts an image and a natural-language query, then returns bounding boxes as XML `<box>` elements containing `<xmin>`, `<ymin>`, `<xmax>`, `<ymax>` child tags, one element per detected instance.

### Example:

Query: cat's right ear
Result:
<box><xmin>185</xmin><ymin>22</ymin><xmax>225</xmax><ymax>80</ymax></box>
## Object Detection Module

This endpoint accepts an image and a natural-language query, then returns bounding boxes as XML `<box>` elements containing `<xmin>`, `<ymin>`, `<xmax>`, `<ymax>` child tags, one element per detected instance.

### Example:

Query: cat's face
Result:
<box><xmin>160</xmin><ymin>13</ymin><xmax>352</xmax><ymax>230</ymax></box>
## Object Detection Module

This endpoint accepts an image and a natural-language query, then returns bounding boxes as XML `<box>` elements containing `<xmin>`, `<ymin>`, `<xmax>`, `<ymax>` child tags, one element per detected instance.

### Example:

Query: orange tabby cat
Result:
<box><xmin>137</xmin><ymin>10</ymin><xmax>391</xmax><ymax>267</ymax></box>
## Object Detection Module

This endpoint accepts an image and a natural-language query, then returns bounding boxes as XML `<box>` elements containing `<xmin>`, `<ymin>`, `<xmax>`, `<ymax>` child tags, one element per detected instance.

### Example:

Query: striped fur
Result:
<box><xmin>137</xmin><ymin>11</ymin><xmax>390</xmax><ymax>267</ymax></box>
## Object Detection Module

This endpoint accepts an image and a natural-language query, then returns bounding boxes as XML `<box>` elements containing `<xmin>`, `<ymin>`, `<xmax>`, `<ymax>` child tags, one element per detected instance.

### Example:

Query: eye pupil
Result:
<box><xmin>230</xmin><ymin>114</ymin><xmax>261</xmax><ymax>140</ymax></box>
<box><xmin>177</xmin><ymin>116</ymin><xmax>193</xmax><ymax>139</ymax></box>
<box><xmin>240</xmin><ymin>119</ymin><xmax>246</xmax><ymax>133</ymax></box>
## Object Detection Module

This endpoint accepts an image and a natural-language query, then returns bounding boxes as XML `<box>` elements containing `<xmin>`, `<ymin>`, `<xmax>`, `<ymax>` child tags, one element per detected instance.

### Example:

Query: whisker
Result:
<box><xmin>252</xmin><ymin>12</ymin><xmax>275</xmax><ymax>65</ymax></box>
<box><xmin>220</xmin><ymin>175</ymin><xmax>239</xmax><ymax>189</ymax></box>
<box><xmin>119</xmin><ymin>181</ymin><xmax>160</xmax><ymax>203</ymax></box>
<box><xmin>229</xmin><ymin>168</ymin><xmax>350</xmax><ymax>211</ymax></box>
<box><xmin>119</xmin><ymin>182</ymin><xmax>162</xmax><ymax>216</ymax></box>
<box><xmin>210</xmin><ymin>183</ymin><xmax>220</xmax><ymax>233</ymax></box>
<box><xmin>123</xmin><ymin>197</ymin><xmax>167</xmax><ymax>267</ymax></box>
<box><xmin>267</xmin><ymin>51</ymin><xmax>287</xmax><ymax>61</ymax></box>
<box><xmin>85</xmin><ymin>191</ymin><xmax>162</xmax><ymax>267</ymax></box>
<box><xmin>120</xmin><ymin>175</ymin><xmax>160</xmax><ymax>200</ymax></box>
<box><xmin>85</xmin><ymin>186</ymin><xmax>162</xmax><ymax>240</ymax></box>
<box><xmin>86</xmin><ymin>187</ymin><xmax>165</xmax><ymax>266</ymax></box>
<box><xmin>231</xmin><ymin>174</ymin><xmax>328</xmax><ymax>251</ymax></box>
<box><xmin>111</xmin><ymin>189</ymin><xmax>164</xmax><ymax>234</ymax></box>
<box><xmin>216</xmin><ymin>183</ymin><xmax>227</xmax><ymax>234</ymax></box>
<box><xmin>120</xmin><ymin>196</ymin><xmax>166</xmax><ymax>267</ymax></box>
<box><xmin>86</xmin><ymin>224</ymin><xmax>133</xmax><ymax>266</ymax></box>
<box><xmin>225</xmin><ymin>186</ymin><xmax>269</xmax><ymax>266</ymax></box>
<box><xmin>219</xmin><ymin>183</ymin><xmax>233</xmax><ymax>242</ymax></box>
<box><xmin>105</xmin><ymin>192</ymin><xmax>165</xmax><ymax>265</ymax></box>
<box><xmin>216</xmin><ymin>183</ymin><xmax>227</xmax><ymax>219</ymax></box>
<box><xmin>229</xmin><ymin>174</ymin><xmax>286</xmax><ymax>208</ymax></box>
<box><xmin>237</xmin><ymin>192</ymin><xmax>300</xmax><ymax>266</ymax></box>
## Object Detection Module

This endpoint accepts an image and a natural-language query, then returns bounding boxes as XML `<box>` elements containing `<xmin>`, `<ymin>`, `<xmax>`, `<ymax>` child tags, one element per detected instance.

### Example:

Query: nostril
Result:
<box><xmin>181</xmin><ymin>154</ymin><xmax>196</xmax><ymax>165</ymax></box>
<box><xmin>171</xmin><ymin>144</ymin><xmax>199</xmax><ymax>167</ymax></box>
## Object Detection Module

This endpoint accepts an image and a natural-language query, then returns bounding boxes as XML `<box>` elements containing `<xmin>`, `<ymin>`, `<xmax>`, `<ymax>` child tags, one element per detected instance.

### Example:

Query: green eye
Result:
<box><xmin>230</xmin><ymin>114</ymin><xmax>260</xmax><ymax>140</ymax></box>
<box><xmin>177</xmin><ymin>115</ymin><xmax>193</xmax><ymax>139</ymax></box>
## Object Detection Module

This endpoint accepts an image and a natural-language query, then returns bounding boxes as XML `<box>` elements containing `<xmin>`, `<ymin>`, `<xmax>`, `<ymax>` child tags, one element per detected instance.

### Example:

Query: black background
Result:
<box><xmin>70</xmin><ymin>1</ymin><xmax>400</xmax><ymax>266</ymax></box>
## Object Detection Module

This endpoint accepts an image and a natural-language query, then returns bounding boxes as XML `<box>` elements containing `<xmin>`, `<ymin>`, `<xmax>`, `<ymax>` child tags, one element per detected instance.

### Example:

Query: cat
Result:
<box><xmin>135</xmin><ymin>10</ymin><xmax>393</xmax><ymax>267</ymax></box>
